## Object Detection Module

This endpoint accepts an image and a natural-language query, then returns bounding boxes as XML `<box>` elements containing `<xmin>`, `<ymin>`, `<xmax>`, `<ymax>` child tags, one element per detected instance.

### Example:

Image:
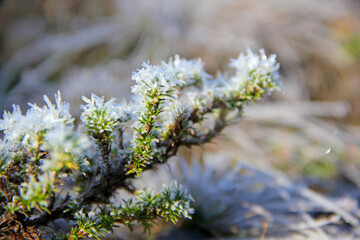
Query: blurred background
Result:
<box><xmin>1</xmin><ymin>0</ymin><xmax>360</xmax><ymax>239</ymax></box>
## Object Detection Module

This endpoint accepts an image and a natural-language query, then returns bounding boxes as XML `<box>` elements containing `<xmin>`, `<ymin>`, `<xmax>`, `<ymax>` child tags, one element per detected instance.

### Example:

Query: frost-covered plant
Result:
<box><xmin>0</xmin><ymin>49</ymin><xmax>279</xmax><ymax>239</ymax></box>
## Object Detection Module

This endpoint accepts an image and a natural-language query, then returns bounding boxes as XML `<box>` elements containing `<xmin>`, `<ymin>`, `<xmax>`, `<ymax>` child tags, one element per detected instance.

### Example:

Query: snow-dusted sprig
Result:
<box><xmin>80</xmin><ymin>94</ymin><xmax>133</xmax><ymax>151</ymax></box>
<box><xmin>128</xmin><ymin>96</ymin><xmax>163</xmax><ymax>176</ymax></box>
<box><xmin>81</xmin><ymin>93</ymin><xmax>133</xmax><ymax>178</ymax></box>
<box><xmin>81</xmin><ymin>94</ymin><xmax>132</xmax><ymax>138</ymax></box>
<box><xmin>229</xmin><ymin>48</ymin><xmax>279</xmax><ymax>94</ymax></box>
<box><xmin>162</xmin><ymin>54</ymin><xmax>210</xmax><ymax>87</ymax></box>
<box><xmin>0</xmin><ymin>91</ymin><xmax>76</xmax><ymax>185</ymax></box>
<box><xmin>112</xmin><ymin>181</ymin><xmax>194</xmax><ymax>233</ymax></box>
<box><xmin>131</xmin><ymin>61</ymin><xmax>182</xmax><ymax>98</ymax></box>
<box><xmin>0</xmin><ymin>92</ymin><xmax>86</xmax><ymax>174</ymax></box>
<box><xmin>128</xmin><ymin>61</ymin><xmax>183</xmax><ymax>176</ymax></box>
<box><xmin>184</xmin><ymin>49</ymin><xmax>279</xmax><ymax>122</ymax></box>
<box><xmin>129</xmin><ymin>56</ymin><xmax>209</xmax><ymax>176</ymax></box>
<box><xmin>0</xmin><ymin>91</ymin><xmax>73</xmax><ymax>152</ymax></box>
<box><xmin>156</xmin><ymin>181</ymin><xmax>194</xmax><ymax>222</ymax></box>
<box><xmin>69</xmin><ymin>208</ymin><xmax>114</xmax><ymax>240</ymax></box>
<box><xmin>68</xmin><ymin>182</ymin><xmax>193</xmax><ymax>238</ymax></box>
<box><xmin>128</xmin><ymin>55</ymin><xmax>209</xmax><ymax>175</ymax></box>
<box><xmin>0</xmin><ymin>92</ymin><xmax>92</xmax><ymax>219</ymax></box>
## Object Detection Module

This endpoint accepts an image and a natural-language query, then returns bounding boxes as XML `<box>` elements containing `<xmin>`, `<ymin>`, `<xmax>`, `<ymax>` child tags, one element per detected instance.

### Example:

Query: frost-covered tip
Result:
<box><xmin>230</xmin><ymin>48</ymin><xmax>279</xmax><ymax>74</ymax></box>
<box><xmin>163</xmin><ymin>55</ymin><xmax>210</xmax><ymax>85</ymax></box>
<box><xmin>131</xmin><ymin>62</ymin><xmax>181</xmax><ymax>97</ymax></box>
<box><xmin>131</xmin><ymin>55</ymin><xmax>210</xmax><ymax>97</ymax></box>
<box><xmin>229</xmin><ymin>48</ymin><xmax>280</xmax><ymax>86</ymax></box>
<box><xmin>0</xmin><ymin>91</ymin><xmax>73</xmax><ymax>150</ymax></box>
<box><xmin>80</xmin><ymin>93</ymin><xmax>133</xmax><ymax>134</ymax></box>
<box><xmin>42</xmin><ymin>90</ymin><xmax>72</xmax><ymax>121</ymax></box>
<box><xmin>80</xmin><ymin>93</ymin><xmax>116</xmax><ymax>122</ymax></box>
<box><xmin>161</xmin><ymin>182</ymin><xmax>195</xmax><ymax>219</ymax></box>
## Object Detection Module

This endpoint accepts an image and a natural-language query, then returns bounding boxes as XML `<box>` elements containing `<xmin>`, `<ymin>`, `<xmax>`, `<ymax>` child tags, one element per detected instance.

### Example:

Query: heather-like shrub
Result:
<box><xmin>0</xmin><ymin>49</ymin><xmax>279</xmax><ymax>239</ymax></box>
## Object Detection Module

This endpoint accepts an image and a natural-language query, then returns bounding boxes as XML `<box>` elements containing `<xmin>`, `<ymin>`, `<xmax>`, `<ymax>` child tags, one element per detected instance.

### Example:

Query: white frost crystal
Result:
<box><xmin>0</xmin><ymin>91</ymin><xmax>73</xmax><ymax>151</ymax></box>
<box><xmin>131</xmin><ymin>62</ymin><xmax>181</xmax><ymax>97</ymax></box>
<box><xmin>229</xmin><ymin>48</ymin><xmax>279</xmax><ymax>89</ymax></box>
<box><xmin>162</xmin><ymin>54</ymin><xmax>210</xmax><ymax>85</ymax></box>
<box><xmin>81</xmin><ymin>93</ymin><xmax>133</xmax><ymax>134</ymax></box>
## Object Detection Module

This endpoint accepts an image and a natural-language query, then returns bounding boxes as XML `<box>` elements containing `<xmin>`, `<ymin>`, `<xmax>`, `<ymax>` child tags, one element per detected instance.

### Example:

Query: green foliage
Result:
<box><xmin>344</xmin><ymin>34</ymin><xmax>360</xmax><ymax>60</ymax></box>
<box><xmin>0</xmin><ymin>50</ymin><xmax>279</xmax><ymax>239</ymax></box>
<box><xmin>128</xmin><ymin>94</ymin><xmax>166</xmax><ymax>176</ymax></box>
